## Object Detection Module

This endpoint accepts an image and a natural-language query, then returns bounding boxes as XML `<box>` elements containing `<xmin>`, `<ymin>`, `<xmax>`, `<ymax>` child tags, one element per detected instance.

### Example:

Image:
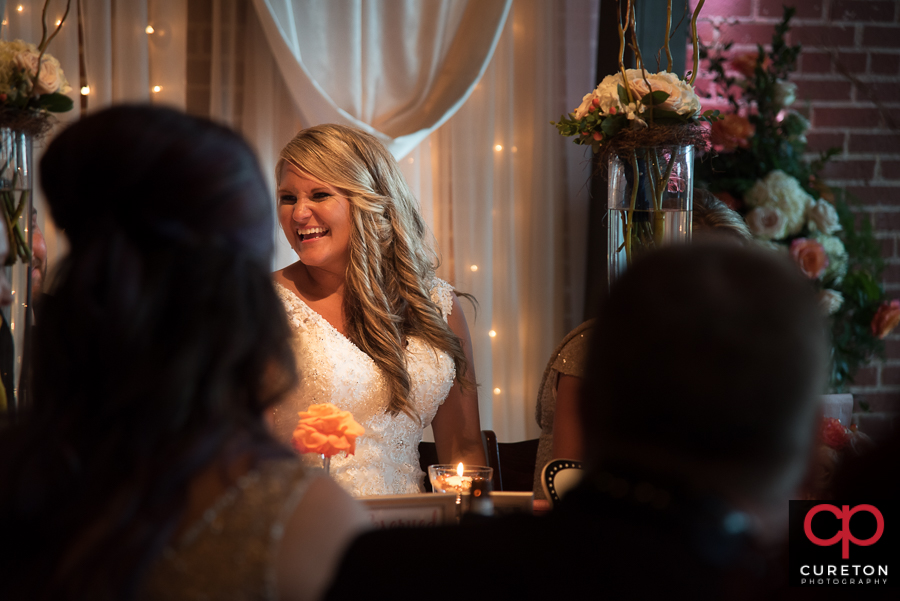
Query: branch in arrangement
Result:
<box><xmin>664</xmin><ymin>0</ymin><xmax>673</xmax><ymax>72</ymax></box>
<box><xmin>689</xmin><ymin>0</ymin><xmax>706</xmax><ymax>85</ymax></box>
<box><xmin>33</xmin><ymin>0</ymin><xmax>73</xmax><ymax>93</ymax></box>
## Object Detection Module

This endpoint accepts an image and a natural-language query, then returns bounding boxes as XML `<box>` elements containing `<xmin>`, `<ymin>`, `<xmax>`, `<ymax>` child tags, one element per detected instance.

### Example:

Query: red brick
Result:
<box><xmin>697</xmin><ymin>22</ymin><xmax>716</xmax><ymax>45</ymax></box>
<box><xmin>883</xmin><ymin>366</ymin><xmax>900</xmax><ymax>386</ymax></box>
<box><xmin>814</xmin><ymin>107</ymin><xmax>881</xmax><ymax>128</ymax></box>
<box><xmin>863</xmin><ymin>25</ymin><xmax>900</xmax><ymax>48</ymax></box>
<box><xmin>831</xmin><ymin>1</ymin><xmax>897</xmax><ymax>22</ymax></box>
<box><xmin>792</xmin><ymin>26</ymin><xmax>856</xmax><ymax>48</ymax></box>
<box><xmin>806</xmin><ymin>132</ymin><xmax>846</xmax><ymax>153</ymax></box>
<box><xmin>879</xmin><ymin>237</ymin><xmax>897</xmax><ymax>257</ymax></box>
<box><xmin>698</xmin><ymin>0</ymin><xmax>752</xmax><ymax>18</ymax></box>
<box><xmin>849</xmin><ymin>133</ymin><xmax>900</xmax><ymax>153</ymax></box>
<box><xmin>820</xmin><ymin>159</ymin><xmax>876</xmax><ymax>179</ymax></box>
<box><xmin>853</xmin><ymin>392</ymin><xmax>900</xmax><ymax>412</ymax></box>
<box><xmin>759</xmin><ymin>0</ymin><xmax>824</xmax><ymax>20</ymax></box>
<box><xmin>854</xmin><ymin>366</ymin><xmax>879</xmax><ymax>386</ymax></box>
<box><xmin>848</xmin><ymin>187</ymin><xmax>900</xmax><ymax>206</ymax></box>
<box><xmin>718</xmin><ymin>23</ymin><xmax>779</xmax><ymax>47</ymax></box>
<box><xmin>794</xmin><ymin>79</ymin><xmax>853</xmax><ymax>101</ymax></box>
<box><xmin>836</xmin><ymin>51</ymin><xmax>870</xmax><ymax>74</ymax></box>
<box><xmin>858</xmin><ymin>80</ymin><xmax>900</xmax><ymax>99</ymax></box>
<box><xmin>874</xmin><ymin>212</ymin><xmax>900</xmax><ymax>229</ymax></box>
<box><xmin>887</xmin><ymin>339</ymin><xmax>900</xmax><ymax>356</ymax></box>
<box><xmin>882</xmin><ymin>161</ymin><xmax>900</xmax><ymax>179</ymax></box>
<box><xmin>800</xmin><ymin>52</ymin><xmax>834</xmax><ymax>73</ymax></box>
<box><xmin>870</xmin><ymin>52</ymin><xmax>900</xmax><ymax>75</ymax></box>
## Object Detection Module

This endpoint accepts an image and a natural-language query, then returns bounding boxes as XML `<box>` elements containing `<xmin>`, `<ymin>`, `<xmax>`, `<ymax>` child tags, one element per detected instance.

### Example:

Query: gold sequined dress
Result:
<box><xmin>140</xmin><ymin>459</ymin><xmax>315</xmax><ymax>601</ymax></box>
<box><xmin>271</xmin><ymin>278</ymin><xmax>456</xmax><ymax>496</ymax></box>
<box><xmin>532</xmin><ymin>320</ymin><xmax>594</xmax><ymax>499</ymax></box>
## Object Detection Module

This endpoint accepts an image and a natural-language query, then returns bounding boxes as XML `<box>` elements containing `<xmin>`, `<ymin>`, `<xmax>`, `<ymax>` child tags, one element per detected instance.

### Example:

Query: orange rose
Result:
<box><xmin>291</xmin><ymin>403</ymin><xmax>365</xmax><ymax>458</ymax></box>
<box><xmin>871</xmin><ymin>299</ymin><xmax>900</xmax><ymax>339</ymax></box>
<box><xmin>730</xmin><ymin>52</ymin><xmax>772</xmax><ymax>79</ymax></box>
<box><xmin>790</xmin><ymin>238</ymin><xmax>829</xmax><ymax>279</ymax></box>
<box><xmin>710</xmin><ymin>114</ymin><xmax>755</xmax><ymax>152</ymax></box>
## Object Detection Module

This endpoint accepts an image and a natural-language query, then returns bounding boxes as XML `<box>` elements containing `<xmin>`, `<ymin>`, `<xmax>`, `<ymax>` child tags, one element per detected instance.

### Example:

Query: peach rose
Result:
<box><xmin>790</xmin><ymin>238</ymin><xmax>829</xmax><ymax>279</ymax></box>
<box><xmin>871</xmin><ymin>299</ymin><xmax>900</xmax><ymax>339</ymax></box>
<box><xmin>291</xmin><ymin>403</ymin><xmax>365</xmax><ymax>458</ymax></box>
<box><xmin>34</xmin><ymin>54</ymin><xmax>69</xmax><ymax>95</ymax></box>
<box><xmin>710</xmin><ymin>113</ymin><xmax>755</xmax><ymax>152</ymax></box>
<box><xmin>730</xmin><ymin>52</ymin><xmax>772</xmax><ymax>79</ymax></box>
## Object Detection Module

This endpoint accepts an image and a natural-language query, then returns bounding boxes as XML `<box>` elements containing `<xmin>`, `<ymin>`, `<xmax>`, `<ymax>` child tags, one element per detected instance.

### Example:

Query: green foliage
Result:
<box><xmin>696</xmin><ymin>6</ymin><xmax>891</xmax><ymax>392</ymax></box>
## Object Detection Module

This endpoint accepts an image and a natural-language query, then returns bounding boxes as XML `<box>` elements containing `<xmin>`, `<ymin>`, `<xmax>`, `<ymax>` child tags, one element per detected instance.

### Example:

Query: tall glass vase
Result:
<box><xmin>608</xmin><ymin>144</ymin><xmax>694</xmax><ymax>286</ymax></box>
<box><xmin>0</xmin><ymin>127</ymin><xmax>34</xmax><ymax>422</ymax></box>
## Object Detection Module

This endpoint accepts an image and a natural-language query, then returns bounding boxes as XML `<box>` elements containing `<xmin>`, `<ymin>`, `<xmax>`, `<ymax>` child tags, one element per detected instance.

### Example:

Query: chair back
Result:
<box><xmin>541</xmin><ymin>459</ymin><xmax>584</xmax><ymax>506</ymax></box>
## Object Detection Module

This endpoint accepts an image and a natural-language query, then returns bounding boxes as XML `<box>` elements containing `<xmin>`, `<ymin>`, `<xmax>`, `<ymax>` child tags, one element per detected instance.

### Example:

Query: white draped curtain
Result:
<box><xmin>4</xmin><ymin>0</ymin><xmax>598</xmax><ymax>441</ymax></box>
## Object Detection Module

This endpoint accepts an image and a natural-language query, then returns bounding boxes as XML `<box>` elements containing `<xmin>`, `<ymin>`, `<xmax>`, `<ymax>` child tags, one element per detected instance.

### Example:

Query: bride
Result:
<box><xmin>270</xmin><ymin>124</ymin><xmax>486</xmax><ymax>496</ymax></box>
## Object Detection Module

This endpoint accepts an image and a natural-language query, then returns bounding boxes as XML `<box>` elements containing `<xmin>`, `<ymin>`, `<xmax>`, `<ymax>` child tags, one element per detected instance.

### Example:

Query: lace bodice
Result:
<box><xmin>271</xmin><ymin>278</ymin><xmax>456</xmax><ymax>496</ymax></box>
<box><xmin>140</xmin><ymin>459</ymin><xmax>314</xmax><ymax>601</ymax></box>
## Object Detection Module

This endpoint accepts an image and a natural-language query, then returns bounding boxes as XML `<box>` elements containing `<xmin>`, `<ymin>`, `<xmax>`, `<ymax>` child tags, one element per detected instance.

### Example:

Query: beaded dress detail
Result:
<box><xmin>271</xmin><ymin>278</ymin><xmax>456</xmax><ymax>496</ymax></box>
<box><xmin>140</xmin><ymin>459</ymin><xmax>314</xmax><ymax>601</ymax></box>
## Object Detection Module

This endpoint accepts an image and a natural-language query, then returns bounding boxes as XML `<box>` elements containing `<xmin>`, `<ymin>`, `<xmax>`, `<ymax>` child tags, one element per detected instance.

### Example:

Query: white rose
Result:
<box><xmin>628</xmin><ymin>70</ymin><xmax>701</xmax><ymax>117</ymax></box>
<box><xmin>811</xmin><ymin>232</ymin><xmax>848</xmax><ymax>285</ymax></box>
<box><xmin>13</xmin><ymin>48</ymin><xmax>40</xmax><ymax>77</ymax></box>
<box><xmin>744</xmin><ymin>170</ymin><xmax>813</xmax><ymax>236</ymax></box>
<box><xmin>745</xmin><ymin>206</ymin><xmax>788</xmax><ymax>240</ymax></box>
<box><xmin>34</xmin><ymin>54</ymin><xmax>69</xmax><ymax>95</ymax></box>
<box><xmin>807</xmin><ymin>199</ymin><xmax>842</xmax><ymax>234</ymax></box>
<box><xmin>574</xmin><ymin>91</ymin><xmax>595</xmax><ymax>120</ymax></box>
<box><xmin>773</xmin><ymin>80</ymin><xmax>797</xmax><ymax>109</ymax></box>
<box><xmin>818</xmin><ymin>289</ymin><xmax>844</xmax><ymax>316</ymax></box>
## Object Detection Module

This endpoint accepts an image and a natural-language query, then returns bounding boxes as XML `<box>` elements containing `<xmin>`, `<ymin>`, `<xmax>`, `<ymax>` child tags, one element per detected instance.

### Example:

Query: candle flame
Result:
<box><xmin>456</xmin><ymin>462</ymin><xmax>464</xmax><ymax>477</ymax></box>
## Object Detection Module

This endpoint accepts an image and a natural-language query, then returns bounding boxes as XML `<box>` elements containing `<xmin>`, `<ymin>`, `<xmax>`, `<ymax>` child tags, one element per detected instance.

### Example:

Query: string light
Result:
<box><xmin>80</xmin><ymin>86</ymin><xmax>90</xmax><ymax>95</ymax></box>
<box><xmin>145</xmin><ymin>25</ymin><xmax>155</xmax><ymax>34</ymax></box>
<box><xmin>152</xmin><ymin>85</ymin><xmax>162</xmax><ymax>93</ymax></box>
<box><xmin>17</xmin><ymin>5</ymin><xmax>24</xmax><ymax>12</ymax></box>
<box><xmin>493</xmin><ymin>388</ymin><xmax>501</xmax><ymax>395</ymax></box>
<box><xmin>55</xmin><ymin>19</ymin><xmax>61</xmax><ymax>26</ymax></box>
<box><xmin>470</xmin><ymin>265</ymin><xmax>478</xmax><ymax>272</ymax></box>
<box><xmin>494</xmin><ymin>144</ymin><xmax>502</xmax><ymax>152</ymax></box>
<box><xmin>488</xmin><ymin>330</ymin><xmax>497</xmax><ymax>338</ymax></box>
<box><xmin>407</xmin><ymin>157</ymin><xmax>414</xmax><ymax>164</ymax></box>
<box><xmin>511</xmin><ymin>146</ymin><xmax>518</xmax><ymax>153</ymax></box>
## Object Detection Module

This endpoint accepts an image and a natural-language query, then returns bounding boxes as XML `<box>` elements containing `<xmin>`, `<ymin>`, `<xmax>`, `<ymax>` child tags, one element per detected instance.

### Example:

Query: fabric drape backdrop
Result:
<box><xmin>214</xmin><ymin>0</ymin><xmax>599</xmax><ymax>441</ymax></box>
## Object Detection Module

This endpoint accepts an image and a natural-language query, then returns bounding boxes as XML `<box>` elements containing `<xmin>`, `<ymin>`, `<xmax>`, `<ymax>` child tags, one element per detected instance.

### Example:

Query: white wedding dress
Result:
<box><xmin>270</xmin><ymin>278</ymin><xmax>456</xmax><ymax>496</ymax></box>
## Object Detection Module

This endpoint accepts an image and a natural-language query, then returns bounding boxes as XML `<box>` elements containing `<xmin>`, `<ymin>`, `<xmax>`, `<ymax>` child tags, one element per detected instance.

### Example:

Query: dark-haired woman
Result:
<box><xmin>0</xmin><ymin>105</ymin><xmax>367</xmax><ymax>601</ymax></box>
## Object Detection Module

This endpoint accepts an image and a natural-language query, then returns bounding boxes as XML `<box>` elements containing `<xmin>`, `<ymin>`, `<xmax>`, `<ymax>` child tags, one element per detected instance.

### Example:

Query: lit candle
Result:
<box><xmin>439</xmin><ymin>462</ymin><xmax>472</xmax><ymax>493</ymax></box>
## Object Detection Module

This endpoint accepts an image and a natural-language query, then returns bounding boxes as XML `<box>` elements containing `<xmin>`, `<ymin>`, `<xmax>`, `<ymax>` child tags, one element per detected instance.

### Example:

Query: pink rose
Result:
<box><xmin>291</xmin><ymin>403</ymin><xmax>365</xmax><ymax>458</ymax></box>
<box><xmin>790</xmin><ymin>238</ymin><xmax>829</xmax><ymax>279</ymax></box>
<box><xmin>871</xmin><ymin>299</ymin><xmax>900</xmax><ymax>339</ymax></box>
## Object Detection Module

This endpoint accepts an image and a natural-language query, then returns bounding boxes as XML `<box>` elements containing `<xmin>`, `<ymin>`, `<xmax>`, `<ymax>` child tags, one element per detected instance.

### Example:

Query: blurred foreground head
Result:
<box><xmin>36</xmin><ymin>104</ymin><xmax>295</xmax><ymax>438</ymax></box>
<box><xmin>582</xmin><ymin>242</ymin><xmax>827</xmax><ymax>504</ymax></box>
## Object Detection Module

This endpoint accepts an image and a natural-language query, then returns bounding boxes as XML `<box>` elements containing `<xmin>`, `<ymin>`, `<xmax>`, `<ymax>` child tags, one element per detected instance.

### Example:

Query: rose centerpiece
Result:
<box><xmin>291</xmin><ymin>403</ymin><xmax>365</xmax><ymax>475</ymax></box>
<box><xmin>0</xmin><ymin>0</ymin><xmax>74</xmax><ymax>418</ymax></box>
<box><xmin>553</xmin><ymin>0</ymin><xmax>720</xmax><ymax>284</ymax></box>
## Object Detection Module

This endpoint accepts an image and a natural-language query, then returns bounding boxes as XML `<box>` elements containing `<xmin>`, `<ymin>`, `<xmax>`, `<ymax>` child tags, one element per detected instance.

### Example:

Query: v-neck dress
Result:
<box><xmin>270</xmin><ymin>279</ymin><xmax>456</xmax><ymax>496</ymax></box>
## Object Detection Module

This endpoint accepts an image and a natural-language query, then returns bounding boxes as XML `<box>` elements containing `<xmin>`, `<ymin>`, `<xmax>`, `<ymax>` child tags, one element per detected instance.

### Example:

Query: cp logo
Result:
<box><xmin>803</xmin><ymin>504</ymin><xmax>884</xmax><ymax>559</ymax></box>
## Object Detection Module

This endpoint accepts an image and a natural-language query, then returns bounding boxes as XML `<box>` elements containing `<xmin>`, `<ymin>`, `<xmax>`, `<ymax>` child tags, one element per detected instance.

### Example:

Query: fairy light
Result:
<box><xmin>488</xmin><ymin>330</ymin><xmax>497</xmax><ymax>338</ymax></box>
<box><xmin>494</xmin><ymin>144</ymin><xmax>503</xmax><ymax>152</ymax></box>
<box><xmin>407</xmin><ymin>157</ymin><xmax>414</xmax><ymax>164</ymax></box>
<box><xmin>470</xmin><ymin>265</ymin><xmax>478</xmax><ymax>272</ymax></box>
<box><xmin>152</xmin><ymin>85</ymin><xmax>162</xmax><ymax>93</ymax></box>
<box><xmin>493</xmin><ymin>388</ymin><xmax>501</xmax><ymax>395</ymax></box>
<box><xmin>511</xmin><ymin>146</ymin><xmax>518</xmax><ymax>153</ymax></box>
<box><xmin>145</xmin><ymin>25</ymin><xmax>155</xmax><ymax>34</ymax></box>
<box><xmin>80</xmin><ymin>86</ymin><xmax>90</xmax><ymax>95</ymax></box>
<box><xmin>16</xmin><ymin>6</ymin><xmax>24</xmax><ymax>12</ymax></box>
<box><xmin>55</xmin><ymin>19</ymin><xmax>61</xmax><ymax>26</ymax></box>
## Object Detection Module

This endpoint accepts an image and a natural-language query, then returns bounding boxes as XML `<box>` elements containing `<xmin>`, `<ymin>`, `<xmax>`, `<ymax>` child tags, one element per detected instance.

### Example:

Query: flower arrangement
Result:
<box><xmin>0</xmin><ymin>0</ymin><xmax>74</xmax><ymax>135</ymax></box>
<box><xmin>806</xmin><ymin>417</ymin><xmax>873</xmax><ymax>500</ymax></box>
<box><xmin>695</xmin><ymin>7</ymin><xmax>897</xmax><ymax>393</ymax></box>
<box><xmin>553</xmin><ymin>0</ymin><xmax>720</xmax><ymax>272</ymax></box>
<box><xmin>291</xmin><ymin>403</ymin><xmax>365</xmax><ymax>474</ymax></box>
<box><xmin>1</xmin><ymin>0</ymin><xmax>73</xmax><ymax>267</ymax></box>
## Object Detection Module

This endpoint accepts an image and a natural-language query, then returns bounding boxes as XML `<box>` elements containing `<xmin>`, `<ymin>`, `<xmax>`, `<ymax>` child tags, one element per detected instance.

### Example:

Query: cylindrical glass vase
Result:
<box><xmin>608</xmin><ymin>144</ymin><xmax>694</xmax><ymax>286</ymax></box>
<box><xmin>0</xmin><ymin>127</ymin><xmax>34</xmax><ymax>421</ymax></box>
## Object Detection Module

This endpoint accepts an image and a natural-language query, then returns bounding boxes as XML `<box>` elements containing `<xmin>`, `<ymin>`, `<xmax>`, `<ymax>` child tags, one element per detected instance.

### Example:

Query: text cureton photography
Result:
<box><xmin>789</xmin><ymin>501</ymin><xmax>896</xmax><ymax>587</ymax></box>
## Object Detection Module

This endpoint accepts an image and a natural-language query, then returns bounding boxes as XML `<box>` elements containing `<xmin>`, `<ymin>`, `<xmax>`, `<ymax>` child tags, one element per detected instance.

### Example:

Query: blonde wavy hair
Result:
<box><xmin>277</xmin><ymin>124</ymin><xmax>470</xmax><ymax>420</ymax></box>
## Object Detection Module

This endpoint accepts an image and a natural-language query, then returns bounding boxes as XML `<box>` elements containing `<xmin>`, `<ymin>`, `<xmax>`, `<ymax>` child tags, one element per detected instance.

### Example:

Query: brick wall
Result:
<box><xmin>691</xmin><ymin>0</ymin><xmax>900</xmax><ymax>434</ymax></box>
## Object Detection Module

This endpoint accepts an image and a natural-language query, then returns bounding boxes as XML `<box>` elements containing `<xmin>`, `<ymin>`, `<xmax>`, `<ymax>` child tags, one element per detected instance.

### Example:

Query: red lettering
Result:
<box><xmin>803</xmin><ymin>504</ymin><xmax>884</xmax><ymax>559</ymax></box>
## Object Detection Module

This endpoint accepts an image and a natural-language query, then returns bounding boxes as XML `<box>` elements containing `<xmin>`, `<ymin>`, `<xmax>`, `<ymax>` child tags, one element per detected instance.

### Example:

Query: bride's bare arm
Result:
<box><xmin>431</xmin><ymin>293</ymin><xmax>487</xmax><ymax>467</ymax></box>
